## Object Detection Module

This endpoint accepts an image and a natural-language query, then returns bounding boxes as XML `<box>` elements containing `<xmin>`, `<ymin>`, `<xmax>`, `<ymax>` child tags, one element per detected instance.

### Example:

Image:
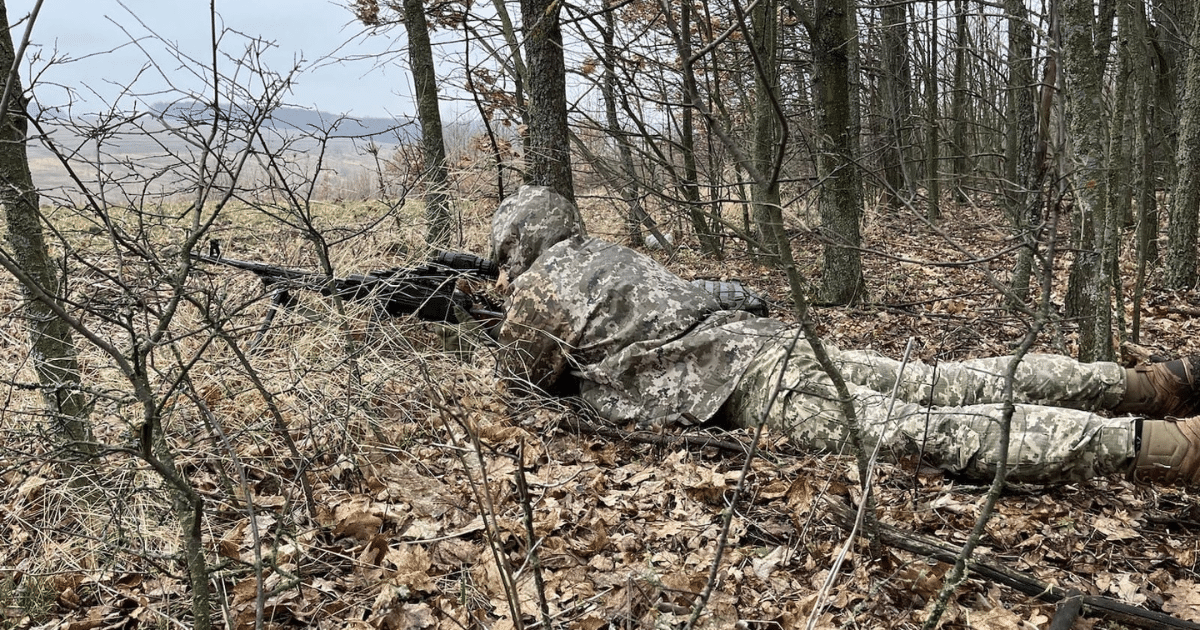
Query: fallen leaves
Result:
<box><xmin>1164</xmin><ymin>580</ymin><xmax>1200</xmax><ymax>622</ymax></box>
<box><xmin>1092</xmin><ymin>513</ymin><xmax>1141</xmax><ymax>542</ymax></box>
<box><xmin>6</xmin><ymin>203</ymin><xmax>1200</xmax><ymax>630</ymax></box>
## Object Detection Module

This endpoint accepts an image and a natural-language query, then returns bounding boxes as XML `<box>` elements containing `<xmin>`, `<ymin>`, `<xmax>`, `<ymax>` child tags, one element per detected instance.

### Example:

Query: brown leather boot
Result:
<box><xmin>1131</xmin><ymin>418</ymin><xmax>1200</xmax><ymax>486</ymax></box>
<box><xmin>1113</xmin><ymin>357</ymin><xmax>1200</xmax><ymax>418</ymax></box>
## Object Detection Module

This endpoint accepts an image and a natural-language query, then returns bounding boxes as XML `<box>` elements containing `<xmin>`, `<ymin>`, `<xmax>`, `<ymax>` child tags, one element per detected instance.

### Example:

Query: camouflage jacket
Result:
<box><xmin>498</xmin><ymin>236</ymin><xmax>787</xmax><ymax>425</ymax></box>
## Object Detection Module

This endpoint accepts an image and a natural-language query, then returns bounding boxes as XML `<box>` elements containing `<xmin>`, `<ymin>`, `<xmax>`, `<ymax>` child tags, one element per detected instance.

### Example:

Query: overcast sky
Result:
<box><xmin>7</xmin><ymin>0</ymin><xmax>416</xmax><ymax>119</ymax></box>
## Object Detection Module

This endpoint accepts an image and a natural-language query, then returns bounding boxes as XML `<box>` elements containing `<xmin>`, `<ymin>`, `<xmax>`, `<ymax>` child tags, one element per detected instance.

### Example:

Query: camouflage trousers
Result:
<box><xmin>725</xmin><ymin>332</ymin><xmax>1135</xmax><ymax>484</ymax></box>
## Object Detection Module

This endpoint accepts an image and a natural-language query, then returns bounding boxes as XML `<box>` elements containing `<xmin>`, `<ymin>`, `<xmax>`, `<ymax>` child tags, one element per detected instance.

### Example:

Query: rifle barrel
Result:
<box><xmin>190</xmin><ymin>253</ymin><xmax>321</xmax><ymax>284</ymax></box>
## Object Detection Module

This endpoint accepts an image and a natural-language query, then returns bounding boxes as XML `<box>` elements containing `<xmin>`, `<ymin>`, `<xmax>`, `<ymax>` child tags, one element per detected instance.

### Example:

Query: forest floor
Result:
<box><xmin>3</xmin><ymin>191</ymin><xmax>1200</xmax><ymax>630</ymax></box>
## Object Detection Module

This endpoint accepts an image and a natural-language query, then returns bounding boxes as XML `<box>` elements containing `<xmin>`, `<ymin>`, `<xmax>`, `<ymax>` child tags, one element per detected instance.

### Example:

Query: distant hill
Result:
<box><xmin>27</xmin><ymin>103</ymin><xmax>423</xmax><ymax>197</ymax></box>
<box><xmin>149</xmin><ymin>101</ymin><xmax>418</xmax><ymax>140</ymax></box>
<box><xmin>28</xmin><ymin>102</ymin><xmax>486</xmax><ymax>197</ymax></box>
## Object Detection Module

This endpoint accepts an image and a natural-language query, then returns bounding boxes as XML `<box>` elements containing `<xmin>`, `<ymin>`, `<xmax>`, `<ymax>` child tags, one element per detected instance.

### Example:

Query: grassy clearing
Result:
<box><xmin>1</xmin><ymin>197</ymin><xmax>507</xmax><ymax>622</ymax></box>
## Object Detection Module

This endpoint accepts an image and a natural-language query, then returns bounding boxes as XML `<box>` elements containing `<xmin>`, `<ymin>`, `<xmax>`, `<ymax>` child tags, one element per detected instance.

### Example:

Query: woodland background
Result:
<box><xmin>2</xmin><ymin>0</ymin><xmax>1200</xmax><ymax>629</ymax></box>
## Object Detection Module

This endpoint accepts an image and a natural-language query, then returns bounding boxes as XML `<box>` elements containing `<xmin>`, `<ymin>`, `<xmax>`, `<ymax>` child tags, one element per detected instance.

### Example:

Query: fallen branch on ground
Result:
<box><xmin>826</xmin><ymin>498</ymin><xmax>1200</xmax><ymax>630</ymax></box>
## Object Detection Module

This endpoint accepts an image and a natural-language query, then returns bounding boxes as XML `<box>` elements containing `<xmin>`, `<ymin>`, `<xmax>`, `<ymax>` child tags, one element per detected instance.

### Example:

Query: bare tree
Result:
<box><xmin>598</xmin><ymin>1</ymin><xmax>645</xmax><ymax>245</ymax></box>
<box><xmin>1061</xmin><ymin>0</ymin><xmax>1116</xmax><ymax>361</ymax></box>
<box><xmin>807</xmin><ymin>0</ymin><xmax>866</xmax><ymax>304</ymax></box>
<box><xmin>0</xmin><ymin>0</ymin><xmax>96</xmax><ymax>474</ymax></box>
<box><xmin>1003</xmin><ymin>0</ymin><xmax>1038</xmax><ymax>308</ymax></box>
<box><xmin>925</xmin><ymin>0</ymin><xmax>941</xmax><ymax>222</ymax></box>
<box><xmin>674</xmin><ymin>0</ymin><xmax>722</xmax><ymax>256</ymax></box>
<box><xmin>353</xmin><ymin>0</ymin><xmax>453</xmax><ymax>245</ymax></box>
<box><xmin>949</xmin><ymin>0</ymin><xmax>969</xmax><ymax>203</ymax></box>
<box><xmin>748</xmin><ymin>0</ymin><xmax>786</xmax><ymax>264</ymax></box>
<box><xmin>1166</xmin><ymin>3</ymin><xmax>1200</xmax><ymax>289</ymax></box>
<box><xmin>876</xmin><ymin>0</ymin><xmax>914</xmax><ymax>209</ymax></box>
<box><xmin>0</xmin><ymin>8</ymin><xmax>365</xmax><ymax>626</ymax></box>
<box><xmin>520</xmin><ymin>0</ymin><xmax>575</xmax><ymax>201</ymax></box>
<box><xmin>1131</xmin><ymin>0</ymin><xmax>1162</xmax><ymax>341</ymax></box>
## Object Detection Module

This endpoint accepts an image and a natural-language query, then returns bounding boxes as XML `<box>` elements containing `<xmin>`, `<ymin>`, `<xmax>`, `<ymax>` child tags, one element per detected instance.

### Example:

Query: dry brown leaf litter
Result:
<box><xmin>0</xmin><ymin>196</ymin><xmax>1198</xmax><ymax>629</ymax></box>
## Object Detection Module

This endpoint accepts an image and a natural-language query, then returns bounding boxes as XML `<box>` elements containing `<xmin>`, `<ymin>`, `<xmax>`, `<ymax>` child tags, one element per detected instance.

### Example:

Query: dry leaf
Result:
<box><xmin>1163</xmin><ymin>580</ymin><xmax>1200</xmax><ymax>622</ymax></box>
<box><xmin>1092</xmin><ymin>516</ymin><xmax>1140</xmax><ymax>541</ymax></box>
<box><xmin>334</xmin><ymin>511</ymin><xmax>383</xmax><ymax>540</ymax></box>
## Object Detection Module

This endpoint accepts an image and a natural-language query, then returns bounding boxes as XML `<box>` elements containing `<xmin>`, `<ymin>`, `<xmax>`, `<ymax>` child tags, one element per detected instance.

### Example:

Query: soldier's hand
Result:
<box><xmin>495</xmin><ymin>269</ymin><xmax>511</xmax><ymax>296</ymax></box>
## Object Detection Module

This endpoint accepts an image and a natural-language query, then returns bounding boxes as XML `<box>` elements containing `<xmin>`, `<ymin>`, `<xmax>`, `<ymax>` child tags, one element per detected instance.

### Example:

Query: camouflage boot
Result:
<box><xmin>1131</xmin><ymin>418</ymin><xmax>1200</xmax><ymax>486</ymax></box>
<box><xmin>1113</xmin><ymin>357</ymin><xmax>1200</xmax><ymax>418</ymax></box>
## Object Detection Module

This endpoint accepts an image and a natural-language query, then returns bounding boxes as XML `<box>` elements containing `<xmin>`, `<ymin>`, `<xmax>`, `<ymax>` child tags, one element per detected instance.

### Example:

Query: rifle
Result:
<box><xmin>191</xmin><ymin>247</ymin><xmax>502</xmax><ymax>346</ymax></box>
<box><xmin>192</xmin><ymin>245</ymin><xmax>772</xmax><ymax>348</ymax></box>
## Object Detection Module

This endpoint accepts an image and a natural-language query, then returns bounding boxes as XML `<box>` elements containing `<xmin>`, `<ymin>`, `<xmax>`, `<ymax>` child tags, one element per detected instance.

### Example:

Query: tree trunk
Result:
<box><xmin>950</xmin><ymin>0</ymin><xmax>969</xmax><ymax>202</ymax></box>
<box><xmin>678</xmin><ymin>0</ymin><xmax>721</xmax><ymax>256</ymax></box>
<box><xmin>1105</xmin><ymin>12</ymin><xmax>1135</xmax><ymax>342</ymax></box>
<box><xmin>1131</xmin><ymin>0</ymin><xmax>1161</xmax><ymax>343</ymax></box>
<box><xmin>1165</xmin><ymin>3</ymin><xmax>1200</xmax><ymax>289</ymax></box>
<box><xmin>1061</xmin><ymin>0</ymin><xmax>1115</xmax><ymax>361</ymax></box>
<box><xmin>1149</xmin><ymin>0</ymin><xmax>1187</xmax><ymax>202</ymax></box>
<box><xmin>600</xmin><ymin>2</ymin><xmax>643</xmax><ymax>245</ymax></box>
<box><xmin>1003</xmin><ymin>0</ymin><xmax>1036</xmax><ymax>308</ymax></box>
<box><xmin>1134</xmin><ymin>0</ymin><xmax>1160</xmax><ymax>267</ymax></box>
<box><xmin>879</xmin><ymin>0</ymin><xmax>912</xmax><ymax>209</ymax></box>
<box><xmin>402</xmin><ymin>0</ymin><xmax>452</xmax><ymax>245</ymax></box>
<box><xmin>520</xmin><ymin>0</ymin><xmax>575</xmax><ymax>202</ymax></box>
<box><xmin>846</xmin><ymin>0</ymin><xmax>863</xmax><ymax>202</ymax></box>
<box><xmin>0</xmin><ymin>0</ymin><xmax>96</xmax><ymax>464</ymax></box>
<box><xmin>140</xmin><ymin>415</ymin><xmax>212</xmax><ymax>630</ymax></box>
<box><xmin>1106</xmin><ymin>9</ymin><xmax>1135</xmax><ymax>232</ymax></box>
<box><xmin>926</xmin><ymin>0</ymin><xmax>941</xmax><ymax>222</ymax></box>
<box><xmin>750</xmin><ymin>0</ymin><xmax>785</xmax><ymax>263</ymax></box>
<box><xmin>812</xmin><ymin>0</ymin><xmax>866</xmax><ymax>304</ymax></box>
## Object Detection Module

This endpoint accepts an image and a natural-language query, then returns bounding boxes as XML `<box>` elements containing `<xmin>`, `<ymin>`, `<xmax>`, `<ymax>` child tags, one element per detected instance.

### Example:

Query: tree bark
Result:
<box><xmin>0</xmin><ymin>0</ymin><xmax>96</xmax><ymax>464</ymax></box>
<box><xmin>402</xmin><ymin>0</ymin><xmax>452</xmax><ymax>245</ymax></box>
<box><xmin>520</xmin><ymin>0</ymin><xmax>575</xmax><ymax>202</ymax></box>
<box><xmin>1165</xmin><ymin>3</ymin><xmax>1200</xmax><ymax>289</ymax></box>
<box><xmin>678</xmin><ymin>0</ymin><xmax>721</xmax><ymax>256</ymax></box>
<box><xmin>1003</xmin><ymin>0</ymin><xmax>1036</xmax><ymax>308</ymax></box>
<box><xmin>750</xmin><ymin>0</ymin><xmax>785</xmax><ymax>263</ymax></box>
<box><xmin>1132</xmin><ymin>0</ymin><xmax>1160</xmax><ymax>343</ymax></box>
<box><xmin>1149</xmin><ymin>0</ymin><xmax>1187</xmax><ymax>201</ymax></box>
<box><xmin>599</xmin><ymin>2</ymin><xmax>643</xmax><ymax>246</ymax></box>
<box><xmin>950</xmin><ymin>0</ymin><xmax>969</xmax><ymax>202</ymax></box>
<box><xmin>878</xmin><ymin>0</ymin><xmax>912</xmax><ymax>209</ymax></box>
<box><xmin>926</xmin><ymin>0</ymin><xmax>941</xmax><ymax>222</ymax></box>
<box><xmin>1105</xmin><ymin>12</ymin><xmax>1135</xmax><ymax>342</ymax></box>
<box><xmin>1061</xmin><ymin>0</ymin><xmax>1115</xmax><ymax>361</ymax></box>
<box><xmin>139</xmin><ymin>416</ymin><xmax>212</xmax><ymax>630</ymax></box>
<box><xmin>811</xmin><ymin>0</ymin><xmax>866</xmax><ymax>304</ymax></box>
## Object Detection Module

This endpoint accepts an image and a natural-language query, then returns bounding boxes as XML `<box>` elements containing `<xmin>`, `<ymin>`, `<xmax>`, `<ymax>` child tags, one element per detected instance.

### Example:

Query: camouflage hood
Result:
<box><xmin>490</xmin><ymin>186</ymin><xmax>586</xmax><ymax>279</ymax></box>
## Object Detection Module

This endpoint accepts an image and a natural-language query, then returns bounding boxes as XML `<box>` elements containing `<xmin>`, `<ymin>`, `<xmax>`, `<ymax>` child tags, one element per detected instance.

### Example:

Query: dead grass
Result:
<box><xmin>1</xmin><ymin>191</ymin><xmax>1199</xmax><ymax>630</ymax></box>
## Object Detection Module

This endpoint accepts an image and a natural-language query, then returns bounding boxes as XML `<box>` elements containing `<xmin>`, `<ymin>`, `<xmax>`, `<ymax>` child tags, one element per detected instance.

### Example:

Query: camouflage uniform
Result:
<box><xmin>497</xmin><ymin>235</ymin><xmax>788</xmax><ymax>426</ymax></box>
<box><xmin>492</xmin><ymin>186</ymin><xmax>1138</xmax><ymax>484</ymax></box>
<box><xmin>726</xmin><ymin>336</ymin><xmax>1135</xmax><ymax>483</ymax></box>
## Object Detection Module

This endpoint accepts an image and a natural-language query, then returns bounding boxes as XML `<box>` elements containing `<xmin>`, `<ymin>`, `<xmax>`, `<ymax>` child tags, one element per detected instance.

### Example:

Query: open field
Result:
<box><xmin>26</xmin><ymin>126</ymin><xmax>400</xmax><ymax>204</ymax></box>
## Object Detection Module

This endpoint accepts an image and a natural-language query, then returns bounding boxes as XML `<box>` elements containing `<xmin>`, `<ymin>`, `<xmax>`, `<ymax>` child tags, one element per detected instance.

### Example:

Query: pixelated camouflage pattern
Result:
<box><xmin>497</xmin><ymin>235</ymin><xmax>787</xmax><ymax>425</ymax></box>
<box><xmin>726</xmin><ymin>335</ymin><xmax>1135</xmax><ymax>483</ymax></box>
<box><xmin>489</xmin><ymin>186</ymin><xmax>586</xmax><ymax>279</ymax></box>
<box><xmin>491</xmin><ymin>187</ymin><xmax>1137</xmax><ymax>483</ymax></box>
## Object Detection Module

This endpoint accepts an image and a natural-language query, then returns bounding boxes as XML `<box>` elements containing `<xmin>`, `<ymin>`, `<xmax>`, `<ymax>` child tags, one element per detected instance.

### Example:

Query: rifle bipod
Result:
<box><xmin>250</xmin><ymin>287</ymin><xmax>296</xmax><ymax>350</ymax></box>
